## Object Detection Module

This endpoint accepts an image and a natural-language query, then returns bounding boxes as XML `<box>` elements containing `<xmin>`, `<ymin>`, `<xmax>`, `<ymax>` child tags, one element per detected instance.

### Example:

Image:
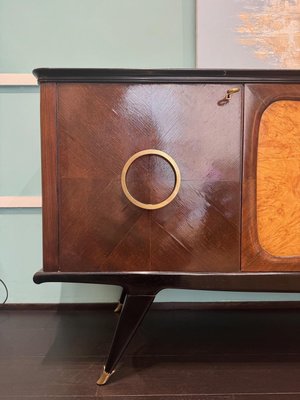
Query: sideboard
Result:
<box><xmin>33</xmin><ymin>69</ymin><xmax>300</xmax><ymax>384</ymax></box>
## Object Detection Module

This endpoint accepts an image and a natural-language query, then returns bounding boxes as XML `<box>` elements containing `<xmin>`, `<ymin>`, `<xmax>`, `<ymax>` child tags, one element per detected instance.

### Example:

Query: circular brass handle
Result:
<box><xmin>121</xmin><ymin>149</ymin><xmax>181</xmax><ymax>210</ymax></box>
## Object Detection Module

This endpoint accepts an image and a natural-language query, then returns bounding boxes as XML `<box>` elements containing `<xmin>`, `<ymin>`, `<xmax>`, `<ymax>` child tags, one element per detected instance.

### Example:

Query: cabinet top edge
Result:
<box><xmin>32</xmin><ymin>68</ymin><xmax>300</xmax><ymax>84</ymax></box>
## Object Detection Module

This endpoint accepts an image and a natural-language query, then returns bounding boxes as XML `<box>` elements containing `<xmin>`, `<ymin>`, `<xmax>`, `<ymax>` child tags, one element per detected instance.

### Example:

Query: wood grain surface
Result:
<box><xmin>242</xmin><ymin>84</ymin><xmax>300</xmax><ymax>271</ymax></box>
<box><xmin>2</xmin><ymin>309</ymin><xmax>300</xmax><ymax>398</ymax></box>
<box><xmin>257</xmin><ymin>100</ymin><xmax>300</xmax><ymax>257</ymax></box>
<box><xmin>40</xmin><ymin>83</ymin><xmax>59</xmax><ymax>271</ymax></box>
<box><xmin>56</xmin><ymin>83</ymin><xmax>242</xmax><ymax>272</ymax></box>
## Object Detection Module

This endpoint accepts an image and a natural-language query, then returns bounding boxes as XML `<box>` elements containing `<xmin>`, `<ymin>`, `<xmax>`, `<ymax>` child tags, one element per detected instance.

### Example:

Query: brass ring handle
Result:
<box><xmin>121</xmin><ymin>149</ymin><xmax>181</xmax><ymax>210</ymax></box>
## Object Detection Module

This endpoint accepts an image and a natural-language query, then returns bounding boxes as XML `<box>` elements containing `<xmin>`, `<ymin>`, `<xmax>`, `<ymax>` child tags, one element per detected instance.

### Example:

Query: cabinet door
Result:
<box><xmin>55</xmin><ymin>83</ymin><xmax>241</xmax><ymax>272</ymax></box>
<box><xmin>242</xmin><ymin>84</ymin><xmax>300</xmax><ymax>271</ymax></box>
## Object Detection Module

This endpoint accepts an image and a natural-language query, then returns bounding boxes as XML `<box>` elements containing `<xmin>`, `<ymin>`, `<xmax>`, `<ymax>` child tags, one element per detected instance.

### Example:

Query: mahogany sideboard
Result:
<box><xmin>33</xmin><ymin>68</ymin><xmax>300</xmax><ymax>384</ymax></box>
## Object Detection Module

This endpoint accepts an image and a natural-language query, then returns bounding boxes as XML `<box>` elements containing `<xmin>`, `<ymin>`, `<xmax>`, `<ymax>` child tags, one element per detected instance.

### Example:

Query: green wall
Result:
<box><xmin>1</xmin><ymin>0</ymin><xmax>299</xmax><ymax>303</ymax></box>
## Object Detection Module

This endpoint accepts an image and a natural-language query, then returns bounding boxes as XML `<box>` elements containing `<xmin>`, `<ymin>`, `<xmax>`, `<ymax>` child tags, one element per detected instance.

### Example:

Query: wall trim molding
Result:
<box><xmin>0</xmin><ymin>73</ymin><xmax>37</xmax><ymax>86</ymax></box>
<box><xmin>0</xmin><ymin>196</ymin><xmax>42</xmax><ymax>208</ymax></box>
<box><xmin>0</xmin><ymin>74</ymin><xmax>40</xmax><ymax>208</ymax></box>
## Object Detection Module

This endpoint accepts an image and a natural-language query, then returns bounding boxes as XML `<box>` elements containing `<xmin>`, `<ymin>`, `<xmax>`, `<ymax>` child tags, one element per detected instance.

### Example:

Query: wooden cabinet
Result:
<box><xmin>33</xmin><ymin>69</ymin><xmax>300</xmax><ymax>385</ymax></box>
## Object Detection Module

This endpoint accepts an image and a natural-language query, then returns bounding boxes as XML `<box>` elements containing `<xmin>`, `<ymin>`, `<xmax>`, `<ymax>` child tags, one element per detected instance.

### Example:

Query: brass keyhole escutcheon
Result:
<box><xmin>121</xmin><ymin>149</ymin><xmax>181</xmax><ymax>210</ymax></box>
<box><xmin>218</xmin><ymin>87</ymin><xmax>240</xmax><ymax>106</ymax></box>
<box><xmin>226</xmin><ymin>87</ymin><xmax>240</xmax><ymax>99</ymax></box>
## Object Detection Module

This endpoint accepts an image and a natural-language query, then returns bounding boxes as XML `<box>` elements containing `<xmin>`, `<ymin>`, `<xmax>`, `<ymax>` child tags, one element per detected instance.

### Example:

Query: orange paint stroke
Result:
<box><xmin>236</xmin><ymin>0</ymin><xmax>300</xmax><ymax>67</ymax></box>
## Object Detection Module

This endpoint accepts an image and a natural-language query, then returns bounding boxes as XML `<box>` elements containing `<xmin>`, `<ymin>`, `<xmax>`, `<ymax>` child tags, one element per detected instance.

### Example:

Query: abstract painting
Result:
<box><xmin>196</xmin><ymin>0</ymin><xmax>300</xmax><ymax>68</ymax></box>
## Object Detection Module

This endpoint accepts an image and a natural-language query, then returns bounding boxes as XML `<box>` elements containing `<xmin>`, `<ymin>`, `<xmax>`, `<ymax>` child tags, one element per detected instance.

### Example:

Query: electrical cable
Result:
<box><xmin>0</xmin><ymin>279</ymin><xmax>8</xmax><ymax>304</ymax></box>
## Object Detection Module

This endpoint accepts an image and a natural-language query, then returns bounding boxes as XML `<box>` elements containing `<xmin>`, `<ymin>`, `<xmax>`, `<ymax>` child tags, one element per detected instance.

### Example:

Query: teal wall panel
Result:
<box><xmin>0</xmin><ymin>0</ymin><xmax>195</xmax><ymax>72</ymax></box>
<box><xmin>0</xmin><ymin>87</ymin><xmax>41</xmax><ymax>195</ymax></box>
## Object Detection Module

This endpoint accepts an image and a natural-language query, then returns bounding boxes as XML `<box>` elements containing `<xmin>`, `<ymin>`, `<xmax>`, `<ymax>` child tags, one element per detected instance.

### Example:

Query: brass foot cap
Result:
<box><xmin>114</xmin><ymin>302</ymin><xmax>123</xmax><ymax>313</ymax></box>
<box><xmin>97</xmin><ymin>368</ymin><xmax>111</xmax><ymax>385</ymax></box>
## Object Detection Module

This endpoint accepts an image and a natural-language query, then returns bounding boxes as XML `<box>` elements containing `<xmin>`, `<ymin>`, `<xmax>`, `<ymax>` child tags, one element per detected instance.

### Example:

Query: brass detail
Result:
<box><xmin>121</xmin><ymin>149</ymin><xmax>181</xmax><ymax>210</ymax></box>
<box><xmin>97</xmin><ymin>367</ymin><xmax>114</xmax><ymax>385</ymax></box>
<box><xmin>218</xmin><ymin>87</ymin><xmax>240</xmax><ymax>106</ymax></box>
<box><xmin>114</xmin><ymin>302</ymin><xmax>123</xmax><ymax>313</ymax></box>
<box><xmin>226</xmin><ymin>87</ymin><xmax>240</xmax><ymax>98</ymax></box>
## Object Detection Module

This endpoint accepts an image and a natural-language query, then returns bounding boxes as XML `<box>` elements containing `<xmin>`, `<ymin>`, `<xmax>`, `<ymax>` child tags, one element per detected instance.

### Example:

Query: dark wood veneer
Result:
<box><xmin>34</xmin><ymin>270</ymin><xmax>300</xmax><ymax>295</ymax></box>
<box><xmin>40</xmin><ymin>83</ymin><xmax>59</xmax><ymax>271</ymax></box>
<box><xmin>57</xmin><ymin>83</ymin><xmax>241</xmax><ymax>272</ymax></box>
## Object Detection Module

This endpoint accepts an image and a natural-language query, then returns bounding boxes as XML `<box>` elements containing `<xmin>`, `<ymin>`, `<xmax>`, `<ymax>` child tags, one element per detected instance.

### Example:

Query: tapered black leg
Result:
<box><xmin>114</xmin><ymin>288</ymin><xmax>127</xmax><ymax>313</ymax></box>
<box><xmin>97</xmin><ymin>294</ymin><xmax>155</xmax><ymax>385</ymax></box>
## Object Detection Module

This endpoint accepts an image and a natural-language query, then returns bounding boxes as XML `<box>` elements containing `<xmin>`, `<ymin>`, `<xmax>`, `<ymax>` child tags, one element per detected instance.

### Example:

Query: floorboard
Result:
<box><xmin>0</xmin><ymin>308</ymin><xmax>300</xmax><ymax>399</ymax></box>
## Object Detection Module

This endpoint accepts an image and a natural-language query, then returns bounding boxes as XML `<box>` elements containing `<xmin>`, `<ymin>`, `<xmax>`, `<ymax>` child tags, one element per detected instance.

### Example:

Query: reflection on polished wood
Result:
<box><xmin>58</xmin><ymin>83</ymin><xmax>241</xmax><ymax>272</ymax></box>
<box><xmin>257</xmin><ymin>100</ymin><xmax>300</xmax><ymax>257</ymax></box>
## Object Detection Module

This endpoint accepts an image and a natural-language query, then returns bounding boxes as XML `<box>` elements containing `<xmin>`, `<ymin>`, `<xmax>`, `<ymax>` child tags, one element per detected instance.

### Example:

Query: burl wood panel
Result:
<box><xmin>242</xmin><ymin>84</ymin><xmax>300</xmax><ymax>271</ymax></box>
<box><xmin>257</xmin><ymin>100</ymin><xmax>300</xmax><ymax>257</ymax></box>
<box><xmin>57</xmin><ymin>83</ymin><xmax>242</xmax><ymax>272</ymax></box>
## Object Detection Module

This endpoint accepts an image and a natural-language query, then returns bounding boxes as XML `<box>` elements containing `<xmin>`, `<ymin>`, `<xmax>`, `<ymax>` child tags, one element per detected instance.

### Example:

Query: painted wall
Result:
<box><xmin>1</xmin><ymin>0</ymin><xmax>299</xmax><ymax>303</ymax></box>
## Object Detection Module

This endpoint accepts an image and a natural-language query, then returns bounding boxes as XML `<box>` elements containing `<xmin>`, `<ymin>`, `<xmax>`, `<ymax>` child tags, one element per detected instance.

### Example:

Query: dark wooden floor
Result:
<box><xmin>1</xmin><ymin>306</ymin><xmax>300</xmax><ymax>399</ymax></box>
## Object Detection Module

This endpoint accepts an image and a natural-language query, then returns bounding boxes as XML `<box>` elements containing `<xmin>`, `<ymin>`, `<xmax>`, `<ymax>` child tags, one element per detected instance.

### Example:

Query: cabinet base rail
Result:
<box><xmin>34</xmin><ymin>270</ymin><xmax>300</xmax><ymax>295</ymax></box>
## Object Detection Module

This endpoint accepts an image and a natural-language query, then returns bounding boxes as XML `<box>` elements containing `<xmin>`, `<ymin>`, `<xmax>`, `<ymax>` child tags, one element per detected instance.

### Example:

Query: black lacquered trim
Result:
<box><xmin>34</xmin><ymin>270</ymin><xmax>300</xmax><ymax>295</ymax></box>
<box><xmin>32</xmin><ymin>68</ymin><xmax>300</xmax><ymax>84</ymax></box>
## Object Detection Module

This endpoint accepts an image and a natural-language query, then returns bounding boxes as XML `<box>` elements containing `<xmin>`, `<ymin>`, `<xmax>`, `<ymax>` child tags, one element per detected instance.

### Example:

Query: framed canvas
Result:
<box><xmin>196</xmin><ymin>0</ymin><xmax>300</xmax><ymax>69</ymax></box>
